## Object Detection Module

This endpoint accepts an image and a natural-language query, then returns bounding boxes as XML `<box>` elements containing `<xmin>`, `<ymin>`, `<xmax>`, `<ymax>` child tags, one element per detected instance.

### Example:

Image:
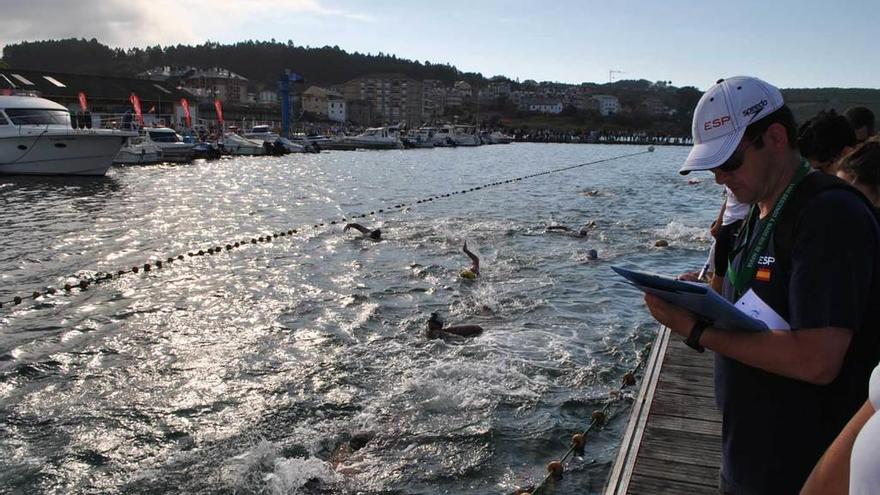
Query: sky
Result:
<box><xmin>0</xmin><ymin>0</ymin><xmax>877</xmax><ymax>90</ymax></box>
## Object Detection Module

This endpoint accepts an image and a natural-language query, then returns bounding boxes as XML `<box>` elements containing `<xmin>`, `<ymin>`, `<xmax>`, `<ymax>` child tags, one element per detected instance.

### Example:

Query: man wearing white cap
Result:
<box><xmin>645</xmin><ymin>76</ymin><xmax>880</xmax><ymax>494</ymax></box>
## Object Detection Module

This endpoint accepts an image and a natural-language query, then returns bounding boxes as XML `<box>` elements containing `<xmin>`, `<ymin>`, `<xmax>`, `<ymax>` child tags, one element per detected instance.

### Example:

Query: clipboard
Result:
<box><xmin>611</xmin><ymin>265</ymin><xmax>768</xmax><ymax>332</ymax></box>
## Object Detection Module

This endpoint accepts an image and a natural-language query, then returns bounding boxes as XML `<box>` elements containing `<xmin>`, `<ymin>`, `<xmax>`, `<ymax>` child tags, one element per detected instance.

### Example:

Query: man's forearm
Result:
<box><xmin>700</xmin><ymin>326</ymin><xmax>853</xmax><ymax>385</ymax></box>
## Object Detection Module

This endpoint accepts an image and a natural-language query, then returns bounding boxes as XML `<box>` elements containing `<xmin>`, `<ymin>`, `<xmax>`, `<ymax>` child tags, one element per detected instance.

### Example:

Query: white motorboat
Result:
<box><xmin>333</xmin><ymin>127</ymin><xmax>404</xmax><ymax>150</ymax></box>
<box><xmin>221</xmin><ymin>132</ymin><xmax>266</xmax><ymax>155</ymax></box>
<box><xmin>429</xmin><ymin>126</ymin><xmax>456</xmax><ymax>147</ymax></box>
<box><xmin>405</xmin><ymin>128</ymin><xmax>436</xmax><ymax>148</ymax></box>
<box><xmin>0</xmin><ymin>95</ymin><xmax>134</xmax><ymax>175</ymax></box>
<box><xmin>486</xmin><ymin>130</ymin><xmax>514</xmax><ymax>144</ymax></box>
<box><xmin>449</xmin><ymin>125</ymin><xmax>481</xmax><ymax>146</ymax></box>
<box><xmin>243</xmin><ymin>125</ymin><xmax>309</xmax><ymax>153</ymax></box>
<box><xmin>114</xmin><ymin>135</ymin><xmax>162</xmax><ymax>164</ymax></box>
<box><xmin>143</xmin><ymin>128</ymin><xmax>195</xmax><ymax>163</ymax></box>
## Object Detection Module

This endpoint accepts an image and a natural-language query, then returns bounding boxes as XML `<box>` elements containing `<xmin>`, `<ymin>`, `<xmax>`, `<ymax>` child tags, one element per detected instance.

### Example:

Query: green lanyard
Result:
<box><xmin>727</xmin><ymin>162</ymin><xmax>811</xmax><ymax>299</ymax></box>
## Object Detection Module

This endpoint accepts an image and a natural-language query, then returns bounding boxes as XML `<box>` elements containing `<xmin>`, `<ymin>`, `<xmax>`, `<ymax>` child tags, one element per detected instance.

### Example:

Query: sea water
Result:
<box><xmin>0</xmin><ymin>143</ymin><xmax>719</xmax><ymax>494</ymax></box>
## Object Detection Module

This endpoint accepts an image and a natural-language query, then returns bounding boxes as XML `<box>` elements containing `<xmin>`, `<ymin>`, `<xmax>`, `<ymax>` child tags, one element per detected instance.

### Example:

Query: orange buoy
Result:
<box><xmin>547</xmin><ymin>460</ymin><xmax>564</xmax><ymax>479</ymax></box>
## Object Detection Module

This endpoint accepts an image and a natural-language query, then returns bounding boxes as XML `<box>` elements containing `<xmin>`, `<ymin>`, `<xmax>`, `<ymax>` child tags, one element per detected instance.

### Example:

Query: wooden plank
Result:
<box><xmin>651</xmin><ymin>391</ymin><xmax>721</xmax><ymax>422</ymax></box>
<box><xmin>656</xmin><ymin>371</ymin><xmax>717</xmax><ymax>399</ymax></box>
<box><xmin>647</xmin><ymin>413</ymin><xmax>721</xmax><ymax>437</ymax></box>
<box><xmin>663</xmin><ymin>346</ymin><xmax>715</xmax><ymax>370</ymax></box>
<box><xmin>631</xmin><ymin>456</ymin><xmax>719</xmax><ymax>488</ymax></box>
<box><xmin>627</xmin><ymin>473</ymin><xmax>719</xmax><ymax>495</ymax></box>
<box><xmin>603</xmin><ymin>327</ymin><xmax>671</xmax><ymax>495</ymax></box>
<box><xmin>637</xmin><ymin>427</ymin><xmax>722</xmax><ymax>467</ymax></box>
<box><xmin>604</xmin><ymin>326</ymin><xmax>724</xmax><ymax>495</ymax></box>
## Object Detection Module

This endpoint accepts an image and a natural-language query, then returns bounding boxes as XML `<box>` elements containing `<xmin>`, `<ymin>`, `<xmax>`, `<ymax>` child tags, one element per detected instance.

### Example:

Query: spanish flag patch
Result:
<box><xmin>756</xmin><ymin>267</ymin><xmax>771</xmax><ymax>282</ymax></box>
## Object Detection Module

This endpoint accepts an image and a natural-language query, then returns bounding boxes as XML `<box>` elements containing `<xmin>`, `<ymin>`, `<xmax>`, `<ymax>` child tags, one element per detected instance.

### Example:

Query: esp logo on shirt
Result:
<box><xmin>756</xmin><ymin>256</ymin><xmax>775</xmax><ymax>282</ymax></box>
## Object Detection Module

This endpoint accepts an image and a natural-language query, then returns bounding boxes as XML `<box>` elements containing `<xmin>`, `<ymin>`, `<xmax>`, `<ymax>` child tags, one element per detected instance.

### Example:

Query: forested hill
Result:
<box><xmin>0</xmin><ymin>38</ymin><xmax>487</xmax><ymax>88</ymax></box>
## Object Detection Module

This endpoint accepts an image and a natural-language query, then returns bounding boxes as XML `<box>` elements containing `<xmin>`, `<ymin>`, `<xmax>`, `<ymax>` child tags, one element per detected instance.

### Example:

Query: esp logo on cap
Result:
<box><xmin>704</xmin><ymin>115</ymin><xmax>731</xmax><ymax>131</ymax></box>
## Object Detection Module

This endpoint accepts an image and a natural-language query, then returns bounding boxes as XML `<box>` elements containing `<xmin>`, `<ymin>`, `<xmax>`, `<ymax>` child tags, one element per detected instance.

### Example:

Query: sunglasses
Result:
<box><xmin>715</xmin><ymin>133</ymin><xmax>764</xmax><ymax>173</ymax></box>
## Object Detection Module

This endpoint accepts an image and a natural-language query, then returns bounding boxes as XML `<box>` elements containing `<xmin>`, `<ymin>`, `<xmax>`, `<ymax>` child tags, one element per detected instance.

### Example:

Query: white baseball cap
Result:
<box><xmin>680</xmin><ymin>76</ymin><xmax>785</xmax><ymax>175</ymax></box>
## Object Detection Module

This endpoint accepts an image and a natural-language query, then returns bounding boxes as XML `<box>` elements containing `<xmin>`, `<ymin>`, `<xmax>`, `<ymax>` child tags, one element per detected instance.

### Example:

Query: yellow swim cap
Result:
<box><xmin>460</xmin><ymin>270</ymin><xmax>477</xmax><ymax>279</ymax></box>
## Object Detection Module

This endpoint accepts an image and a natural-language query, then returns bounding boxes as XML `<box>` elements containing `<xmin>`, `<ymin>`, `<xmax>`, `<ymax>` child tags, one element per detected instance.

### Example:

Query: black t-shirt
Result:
<box><xmin>718</xmin><ymin>188</ymin><xmax>880</xmax><ymax>494</ymax></box>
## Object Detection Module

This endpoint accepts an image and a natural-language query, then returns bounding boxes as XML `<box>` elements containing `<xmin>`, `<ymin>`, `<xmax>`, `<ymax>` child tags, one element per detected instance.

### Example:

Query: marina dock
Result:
<box><xmin>604</xmin><ymin>327</ymin><xmax>722</xmax><ymax>494</ymax></box>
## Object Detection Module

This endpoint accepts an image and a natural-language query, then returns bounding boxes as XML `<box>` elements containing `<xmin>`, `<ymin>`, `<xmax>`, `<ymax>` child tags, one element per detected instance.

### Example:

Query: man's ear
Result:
<box><xmin>764</xmin><ymin>122</ymin><xmax>790</xmax><ymax>150</ymax></box>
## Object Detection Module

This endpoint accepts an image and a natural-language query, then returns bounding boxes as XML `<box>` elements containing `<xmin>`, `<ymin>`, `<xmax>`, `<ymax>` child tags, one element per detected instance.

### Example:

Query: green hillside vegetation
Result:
<box><xmin>0</xmin><ymin>38</ymin><xmax>486</xmax><ymax>88</ymax></box>
<box><xmin>782</xmin><ymin>88</ymin><xmax>880</xmax><ymax>124</ymax></box>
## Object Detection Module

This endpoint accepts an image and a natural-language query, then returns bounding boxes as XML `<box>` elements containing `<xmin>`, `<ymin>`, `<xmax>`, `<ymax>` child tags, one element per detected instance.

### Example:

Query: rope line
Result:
<box><xmin>515</xmin><ymin>344</ymin><xmax>652</xmax><ymax>495</ymax></box>
<box><xmin>0</xmin><ymin>148</ymin><xmax>653</xmax><ymax>311</ymax></box>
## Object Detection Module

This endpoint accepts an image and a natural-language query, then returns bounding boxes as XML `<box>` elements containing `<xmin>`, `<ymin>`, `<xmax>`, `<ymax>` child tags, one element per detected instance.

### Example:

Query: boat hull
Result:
<box><xmin>0</xmin><ymin>133</ymin><xmax>126</xmax><ymax>176</ymax></box>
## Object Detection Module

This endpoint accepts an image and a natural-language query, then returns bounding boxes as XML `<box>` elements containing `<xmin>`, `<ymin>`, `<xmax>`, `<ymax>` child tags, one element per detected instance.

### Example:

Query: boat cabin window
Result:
<box><xmin>148</xmin><ymin>131</ymin><xmax>181</xmax><ymax>143</ymax></box>
<box><xmin>0</xmin><ymin>112</ymin><xmax>8</xmax><ymax>125</ymax></box>
<box><xmin>5</xmin><ymin>108</ymin><xmax>70</xmax><ymax>126</ymax></box>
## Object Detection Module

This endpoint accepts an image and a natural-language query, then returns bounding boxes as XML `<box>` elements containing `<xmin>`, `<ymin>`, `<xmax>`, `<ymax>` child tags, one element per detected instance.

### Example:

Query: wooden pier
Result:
<box><xmin>604</xmin><ymin>327</ymin><xmax>722</xmax><ymax>494</ymax></box>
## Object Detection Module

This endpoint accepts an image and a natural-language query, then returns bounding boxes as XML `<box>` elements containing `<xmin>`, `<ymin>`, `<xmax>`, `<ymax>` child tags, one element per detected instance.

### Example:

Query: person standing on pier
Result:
<box><xmin>644</xmin><ymin>76</ymin><xmax>880</xmax><ymax>495</ymax></box>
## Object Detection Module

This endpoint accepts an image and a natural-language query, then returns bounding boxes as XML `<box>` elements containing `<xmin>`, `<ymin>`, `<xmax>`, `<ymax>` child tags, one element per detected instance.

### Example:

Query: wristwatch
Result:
<box><xmin>685</xmin><ymin>320</ymin><xmax>709</xmax><ymax>353</ymax></box>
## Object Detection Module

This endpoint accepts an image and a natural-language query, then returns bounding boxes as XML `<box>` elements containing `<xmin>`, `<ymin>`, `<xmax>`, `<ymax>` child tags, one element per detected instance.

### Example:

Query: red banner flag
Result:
<box><xmin>129</xmin><ymin>92</ymin><xmax>144</xmax><ymax>125</ymax></box>
<box><xmin>180</xmin><ymin>98</ymin><xmax>191</xmax><ymax>128</ymax></box>
<box><xmin>214</xmin><ymin>98</ymin><xmax>224</xmax><ymax>125</ymax></box>
<box><xmin>78</xmin><ymin>91</ymin><xmax>88</xmax><ymax>112</ymax></box>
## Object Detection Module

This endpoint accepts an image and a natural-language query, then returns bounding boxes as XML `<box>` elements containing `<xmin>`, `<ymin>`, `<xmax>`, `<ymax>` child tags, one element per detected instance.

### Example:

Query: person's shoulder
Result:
<box><xmin>807</xmin><ymin>188</ymin><xmax>876</xmax><ymax>221</ymax></box>
<box><xmin>799</xmin><ymin>187</ymin><xmax>879</xmax><ymax>241</ymax></box>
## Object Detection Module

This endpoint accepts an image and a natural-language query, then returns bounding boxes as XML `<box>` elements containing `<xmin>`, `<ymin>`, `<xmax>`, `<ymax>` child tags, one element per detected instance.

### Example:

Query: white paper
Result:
<box><xmin>735</xmin><ymin>289</ymin><xmax>791</xmax><ymax>330</ymax></box>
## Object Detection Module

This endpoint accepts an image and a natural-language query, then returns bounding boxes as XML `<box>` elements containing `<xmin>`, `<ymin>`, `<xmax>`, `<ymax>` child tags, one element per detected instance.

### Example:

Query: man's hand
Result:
<box><xmin>644</xmin><ymin>293</ymin><xmax>698</xmax><ymax>338</ymax></box>
<box><xmin>678</xmin><ymin>271</ymin><xmax>702</xmax><ymax>282</ymax></box>
<box><xmin>710</xmin><ymin>219</ymin><xmax>720</xmax><ymax>238</ymax></box>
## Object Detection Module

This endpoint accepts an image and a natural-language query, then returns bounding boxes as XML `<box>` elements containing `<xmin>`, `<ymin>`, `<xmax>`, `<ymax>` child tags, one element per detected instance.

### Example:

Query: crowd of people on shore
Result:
<box><xmin>646</xmin><ymin>75</ymin><xmax>879</xmax><ymax>494</ymax></box>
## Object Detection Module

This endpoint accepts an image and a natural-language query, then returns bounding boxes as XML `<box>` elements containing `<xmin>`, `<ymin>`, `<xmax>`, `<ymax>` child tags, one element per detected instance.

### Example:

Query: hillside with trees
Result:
<box><xmin>0</xmin><ymin>38</ymin><xmax>487</xmax><ymax>88</ymax></box>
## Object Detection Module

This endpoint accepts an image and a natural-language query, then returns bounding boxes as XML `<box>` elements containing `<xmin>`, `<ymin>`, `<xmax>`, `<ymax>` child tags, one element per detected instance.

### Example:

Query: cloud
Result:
<box><xmin>0</xmin><ymin>0</ymin><xmax>373</xmax><ymax>50</ymax></box>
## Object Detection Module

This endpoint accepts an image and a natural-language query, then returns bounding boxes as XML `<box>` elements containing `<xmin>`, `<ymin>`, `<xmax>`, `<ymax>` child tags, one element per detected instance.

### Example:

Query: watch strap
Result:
<box><xmin>685</xmin><ymin>320</ymin><xmax>709</xmax><ymax>352</ymax></box>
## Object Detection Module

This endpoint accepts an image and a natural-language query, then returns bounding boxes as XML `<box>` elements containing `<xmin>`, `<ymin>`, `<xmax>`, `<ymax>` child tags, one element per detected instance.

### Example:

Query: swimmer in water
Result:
<box><xmin>343</xmin><ymin>223</ymin><xmax>381</xmax><ymax>240</ymax></box>
<box><xmin>426</xmin><ymin>312</ymin><xmax>484</xmax><ymax>339</ymax></box>
<box><xmin>460</xmin><ymin>241</ymin><xmax>480</xmax><ymax>279</ymax></box>
<box><xmin>546</xmin><ymin>224</ymin><xmax>590</xmax><ymax>238</ymax></box>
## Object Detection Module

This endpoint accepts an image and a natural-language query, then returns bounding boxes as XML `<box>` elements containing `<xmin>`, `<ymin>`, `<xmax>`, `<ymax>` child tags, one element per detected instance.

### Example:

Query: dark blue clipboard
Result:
<box><xmin>612</xmin><ymin>265</ymin><xmax>768</xmax><ymax>332</ymax></box>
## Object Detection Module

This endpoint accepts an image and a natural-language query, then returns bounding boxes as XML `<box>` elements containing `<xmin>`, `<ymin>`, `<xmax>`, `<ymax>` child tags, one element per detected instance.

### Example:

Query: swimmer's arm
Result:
<box><xmin>546</xmin><ymin>225</ymin><xmax>570</xmax><ymax>231</ymax></box>
<box><xmin>443</xmin><ymin>325</ymin><xmax>484</xmax><ymax>337</ymax></box>
<box><xmin>462</xmin><ymin>242</ymin><xmax>479</xmax><ymax>271</ymax></box>
<box><xmin>344</xmin><ymin>223</ymin><xmax>370</xmax><ymax>235</ymax></box>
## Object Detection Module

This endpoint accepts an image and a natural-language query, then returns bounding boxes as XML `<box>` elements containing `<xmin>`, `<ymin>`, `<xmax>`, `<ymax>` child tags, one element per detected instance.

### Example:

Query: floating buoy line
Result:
<box><xmin>0</xmin><ymin>147</ymin><xmax>652</xmax><ymax>313</ymax></box>
<box><xmin>512</xmin><ymin>346</ymin><xmax>650</xmax><ymax>495</ymax></box>
<box><xmin>2</xmin><ymin>147</ymin><xmax>657</xmax><ymax>491</ymax></box>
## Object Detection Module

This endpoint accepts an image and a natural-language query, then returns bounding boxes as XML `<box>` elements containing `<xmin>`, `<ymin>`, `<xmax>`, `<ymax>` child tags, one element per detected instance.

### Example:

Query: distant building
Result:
<box><xmin>137</xmin><ymin>65</ymin><xmax>195</xmax><ymax>82</ymax></box>
<box><xmin>180</xmin><ymin>67</ymin><xmax>248</xmax><ymax>104</ymax></box>
<box><xmin>592</xmin><ymin>94</ymin><xmax>620</xmax><ymax>116</ymax></box>
<box><xmin>453</xmin><ymin>80</ymin><xmax>473</xmax><ymax>96</ymax></box>
<box><xmin>302</xmin><ymin>86</ymin><xmax>331</xmax><ymax>116</ymax></box>
<box><xmin>487</xmin><ymin>79</ymin><xmax>512</xmax><ymax>97</ymax></box>
<box><xmin>641</xmin><ymin>96</ymin><xmax>671</xmax><ymax>116</ymax></box>
<box><xmin>342</xmin><ymin>73</ymin><xmax>423</xmax><ymax>126</ymax></box>
<box><xmin>0</xmin><ymin>67</ymin><xmax>195</xmax><ymax>127</ymax></box>
<box><xmin>421</xmin><ymin>79</ymin><xmax>445</xmax><ymax>119</ymax></box>
<box><xmin>346</xmin><ymin>99</ymin><xmax>373</xmax><ymax>126</ymax></box>
<box><xmin>572</xmin><ymin>93</ymin><xmax>598</xmax><ymax>111</ymax></box>
<box><xmin>327</xmin><ymin>95</ymin><xmax>347</xmax><ymax>123</ymax></box>
<box><xmin>527</xmin><ymin>98</ymin><xmax>564</xmax><ymax>114</ymax></box>
<box><xmin>257</xmin><ymin>90</ymin><xmax>278</xmax><ymax>104</ymax></box>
